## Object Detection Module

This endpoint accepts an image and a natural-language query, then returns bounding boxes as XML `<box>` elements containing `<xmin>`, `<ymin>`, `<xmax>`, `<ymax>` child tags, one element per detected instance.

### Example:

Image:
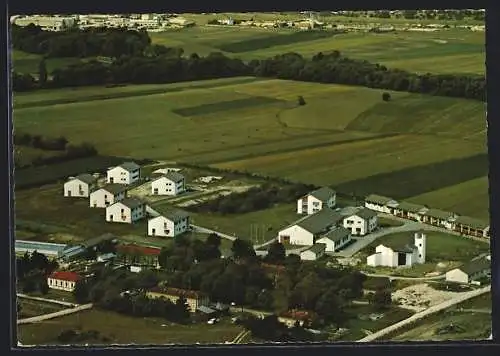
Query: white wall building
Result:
<box><xmin>364</xmin><ymin>194</ymin><xmax>399</xmax><ymax>214</ymax></box>
<box><xmin>63</xmin><ymin>173</ymin><xmax>97</xmax><ymax>198</ymax></box>
<box><xmin>107</xmin><ymin>162</ymin><xmax>141</xmax><ymax>185</ymax></box>
<box><xmin>316</xmin><ymin>227</ymin><xmax>351</xmax><ymax>252</ymax></box>
<box><xmin>297</xmin><ymin>187</ymin><xmax>336</xmax><ymax>215</ymax></box>
<box><xmin>445</xmin><ymin>257</ymin><xmax>491</xmax><ymax>284</ymax></box>
<box><xmin>148</xmin><ymin>210</ymin><xmax>190</xmax><ymax>237</ymax></box>
<box><xmin>106</xmin><ymin>198</ymin><xmax>146</xmax><ymax>224</ymax></box>
<box><xmin>47</xmin><ymin>271</ymin><xmax>82</xmax><ymax>292</ymax></box>
<box><xmin>343</xmin><ymin>208</ymin><xmax>378</xmax><ymax>236</ymax></box>
<box><xmin>367</xmin><ymin>232</ymin><xmax>426</xmax><ymax>268</ymax></box>
<box><xmin>151</xmin><ymin>172</ymin><xmax>185</xmax><ymax>196</ymax></box>
<box><xmin>300</xmin><ymin>243</ymin><xmax>326</xmax><ymax>261</ymax></box>
<box><xmin>89</xmin><ymin>184</ymin><xmax>127</xmax><ymax>208</ymax></box>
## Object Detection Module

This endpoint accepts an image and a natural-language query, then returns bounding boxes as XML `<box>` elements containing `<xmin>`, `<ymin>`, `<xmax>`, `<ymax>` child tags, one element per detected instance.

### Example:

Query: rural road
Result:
<box><xmin>357</xmin><ymin>285</ymin><xmax>491</xmax><ymax>342</ymax></box>
<box><xmin>361</xmin><ymin>272</ymin><xmax>446</xmax><ymax>281</ymax></box>
<box><xmin>17</xmin><ymin>303</ymin><xmax>93</xmax><ymax>325</ymax></box>
<box><xmin>191</xmin><ymin>224</ymin><xmax>237</xmax><ymax>241</ymax></box>
<box><xmin>17</xmin><ymin>294</ymin><xmax>77</xmax><ymax>307</ymax></box>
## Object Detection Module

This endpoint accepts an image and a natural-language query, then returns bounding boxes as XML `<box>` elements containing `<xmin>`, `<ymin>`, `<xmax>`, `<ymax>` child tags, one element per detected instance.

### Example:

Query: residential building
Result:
<box><xmin>151</xmin><ymin>172</ymin><xmax>185</xmax><ymax>196</ymax></box>
<box><xmin>115</xmin><ymin>244</ymin><xmax>161</xmax><ymax>269</ymax></box>
<box><xmin>316</xmin><ymin>227</ymin><xmax>351</xmax><ymax>252</ymax></box>
<box><xmin>300</xmin><ymin>243</ymin><xmax>327</xmax><ymax>261</ymax></box>
<box><xmin>297</xmin><ymin>187</ymin><xmax>336</xmax><ymax>215</ymax></box>
<box><xmin>364</xmin><ymin>194</ymin><xmax>399</xmax><ymax>214</ymax></box>
<box><xmin>147</xmin><ymin>287</ymin><xmax>210</xmax><ymax>312</ymax></box>
<box><xmin>106</xmin><ymin>198</ymin><xmax>146</xmax><ymax>224</ymax></box>
<box><xmin>343</xmin><ymin>208</ymin><xmax>378</xmax><ymax>236</ymax></box>
<box><xmin>63</xmin><ymin>174</ymin><xmax>97</xmax><ymax>198</ymax></box>
<box><xmin>393</xmin><ymin>202</ymin><xmax>429</xmax><ymax>221</ymax></box>
<box><xmin>148</xmin><ymin>210</ymin><xmax>190</xmax><ymax>237</ymax></box>
<box><xmin>106</xmin><ymin>162</ymin><xmax>141</xmax><ymax>185</ymax></box>
<box><xmin>445</xmin><ymin>257</ymin><xmax>491</xmax><ymax>284</ymax></box>
<box><xmin>367</xmin><ymin>232</ymin><xmax>426</xmax><ymax>268</ymax></box>
<box><xmin>420</xmin><ymin>209</ymin><xmax>457</xmax><ymax>228</ymax></box>
<box><xmin>89</xmin><ymin>184</ymin><xmax>127</xmax><ymax>208</ymax></box>
<box><xmin>278</xmin><ymin>208</ymin><xmax>343</xmax><ymax>246</ymax></box>
<box><xmin>278</xmin><ymin>310</ymin><xmax>317</xmax><ymax>327</ymax></box>
<box><xmin>453</xmin><ymin>216</ymin><xmax>490</xmax><ymax>238</ymax></box>
<box><xmin>47</xmin><ymin>271</ymin><xmax>82</xmax><ymax>292</ymax></box>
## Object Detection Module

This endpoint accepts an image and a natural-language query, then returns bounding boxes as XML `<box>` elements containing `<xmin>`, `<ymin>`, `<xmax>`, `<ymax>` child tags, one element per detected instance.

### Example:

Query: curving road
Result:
<box><xmin>361</xmin><ymin>272</ymin><xmax>446</xmax><ymax>281</ymax></box>
<box><xmin>17</xmin><ymin>303</ymin><xmax>93</xmax><ymax>325</ymax></box>
<box><xmin>17</xmin><ymin>293</ymin><xmax>77</xmax><ymax>307</ymax></box>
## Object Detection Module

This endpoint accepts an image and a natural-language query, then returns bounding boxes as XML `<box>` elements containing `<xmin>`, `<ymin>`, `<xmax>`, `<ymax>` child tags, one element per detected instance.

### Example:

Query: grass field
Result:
<box><xmin>18</xmin><ymin>299</ymin><xmax>67</xmax><ymax>319</ymax></box>
<box><xmin>14</xmin><ymin>146</ymin><xmax>66</xmax><ymax>167</ymax></box>
<box><xmin>11</xmin><ymin>50</ymin><xmax>86</xmax><ymax>76</ymax></box>
<box><xmin>18</xmin><ymin>309</ymin><xmax>243</xmax><ymax>345</ymax></box>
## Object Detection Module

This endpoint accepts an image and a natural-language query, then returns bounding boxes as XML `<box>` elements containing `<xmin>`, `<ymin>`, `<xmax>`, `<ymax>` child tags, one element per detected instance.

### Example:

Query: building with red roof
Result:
<box><xmin>147</xmin><ymin>286</ymin><xmax>210</xmax><ymax>312</ymax></box>
<box><xmin>47</xmin><ymin>271</ymin><xmax>82</xmax><ymax>292</ymax></box>
<box><xmin>115</xmin><ymin>243</ymin><xmax>161</xmax><ymax>269</ymax></box>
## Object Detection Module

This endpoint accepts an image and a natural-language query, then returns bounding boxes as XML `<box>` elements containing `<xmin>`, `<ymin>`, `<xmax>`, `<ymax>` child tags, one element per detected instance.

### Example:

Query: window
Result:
<box><xmin>419</xmin><ymin>244</ymin><xmax>422</xmax><ymax>247</ymax></box>
<box><xmin>104</xmin><ymin>194</ymin><xmax>108</xmax><ymax>199</ymax></box>
<box><xmin>121</xmin><ymin>209</ymin><xmax>124</xmax><ymax>213</ymax></box>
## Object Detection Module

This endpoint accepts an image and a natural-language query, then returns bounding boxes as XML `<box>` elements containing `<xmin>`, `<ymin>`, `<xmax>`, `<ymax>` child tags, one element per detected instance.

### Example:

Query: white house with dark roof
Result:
<box><xmin>89</xmin><ymin>184</ymin><xmax>127</xmax><ymax>208</ymax></box>
<box><xmin>367</xmin><ymin>232</ymin><xmax>426</xmax><ymax>268</ymax></box>
<box><xmin>151</xmin><ymin>172</ymin><xmax>185</xmax><ymax>196</ymax></box>
<box><xmin>453</xmin><ymin>216</ymin><xmax>490</xmax><ymax>238</ymax></box>
<box><xmin>300</xmin><ymin>243</ymin><xmax>327</xmax><ymax>261</ymax></box>
<box><xmin>364</xmin><ymin>194</ymin><xmax>399</xmax><ymax>214</ymax></box>
<box><xmin>107</xmin><ymin>162</ymin><xmax>141</xmax><ymax>185</ymax></box>
<box><xmin>106</xmin><ymin>198</ymin><xmax>146</xmax><ymax>223</ymax></box>
<box><xmin>420</xmin><ymin>208</ymin><xmax>457</xmax><ymax>229</ymax></box>
<box><xmin>393</xmin><ymin>201</ymin><xmax>429</xmax><ymax>221</ymax></box>
<box><xmin>278</xmin><ymin>208</ymin><xmax>344</xmax><ymax>246</ymax></box>
<box><xmin>297</xmin><ymin>187</ymin><xmax>336</xmax><ymax>215</ymax></box>
<box><xmin>316</xmin><ymin>227</ymin><xmax>351</xmax><ymax>252</ymax></box>
<box><xmin>445</xmin><ymin>257</ymin><xmax>490</xmax><ymax>284</ymax></box>
<box><xmin>343</xmin><ymin>208</ymin><xmax>378</xmax><ymax>236</ymax></box>
<box><xmin>148</xmin><ymin>210</ymin><xmax>190</xmax><ymax>237</ymax></box>
<box><xmin>63</xmin><ymin>173</ymin><xmax>97</xmax><ymax>197</ymax></box>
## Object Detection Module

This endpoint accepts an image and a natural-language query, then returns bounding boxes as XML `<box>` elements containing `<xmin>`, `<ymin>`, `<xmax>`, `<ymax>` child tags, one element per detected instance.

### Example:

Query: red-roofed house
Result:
<box><xmin>47</xmin><ymin>271</ymin><xmax>82</xmax><ymax>292</ymax></box>
<box><xmin>115</xmin><ymin>244</ymin><xmax>161</xmax><ymax>269</ymax></box>
<box><xmin>278</xmin><ymin>310</ymin><xmax>317</xmax><ymax>327</ymax></box>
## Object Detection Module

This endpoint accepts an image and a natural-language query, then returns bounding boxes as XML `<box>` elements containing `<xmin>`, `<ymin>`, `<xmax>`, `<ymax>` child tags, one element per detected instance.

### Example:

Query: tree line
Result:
<box><xmin>16</xmin><ymin>251</ymin><xmax>58</xmax><ymax>294</ymax></box>
<box><xmin>11</xmin><ymin>25</ymin><xmax>484</xmax><ymax>102</ymax></box>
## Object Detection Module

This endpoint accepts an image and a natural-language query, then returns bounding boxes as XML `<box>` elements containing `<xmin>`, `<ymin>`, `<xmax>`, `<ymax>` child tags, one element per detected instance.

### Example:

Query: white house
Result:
<box><xmin>297</xmin><ymin>187</ymin><xmax>336</xmax><ymax>215</ymax></box>
<box><xmin>278</xmin><ymin>208</ymin><xmax>343</xmax><ymax>246</ymax></box>
<box><xmin>316</xmin><ymin>227</ymin><xmax>351</xmax><ymax>252</ymax></box>
<box><xmin>300</xmin><ymin>243</ymin><xmax>326</xmax><ymax>261</ymax></box>
<box><xmin>445</xmin><ymin>257</ymin><xmax>491</xmax><ymax>284</ymax></box>
<box><xmin>367</xmin><ymin>232</ymin><xmax>426</xmax><ymax>268</ymax></box>
<box><xmin>420</xmin><ymin>209</ymin><xmax>457</xmax><ymax>229</ymax></box>
<box><xmin>364</xmin><ymin>194</ymin><xmax>399</xmax><ymax>214</ymax></box>
<box><xmin>89</xmin><ymin>184</ymin><xmax>127</xmax><ymax>208</ymax></box>
<box><xmin>106</xmin><ymin>198</ymin><xmax>146</xmax><ymax>224</ymax></box>
<box><xmin>393</xmin><ymin>201</ymin><xmax>429</xmax><ymax>221</ymax></box>
<box><xmin>106</xmin><ymin>162</ymin><xmax>141</xmax><ymax>185</ymax></box>
<box><xmin>151</xmin><ymin>172</ymin><xmax>185</xmax><ymax>196</ymax></box>
<box><xmin>148</xmin><ymin>210</ymin><xmax>190</xmax><ymax>237</ymax></box>
<box><xmin>47</xmin><ymin>271</ymin><xmax>82</xmax><ymax>292</ymax></box>
<box><xmin>63</xmin><ymin>173</ymin><xmax>97</xmax><ymax>198</ymax></box>
<box><xmin>343</xmin><ymin>208</ymin><xmax>378</xmax><ymax>236</ymax></box>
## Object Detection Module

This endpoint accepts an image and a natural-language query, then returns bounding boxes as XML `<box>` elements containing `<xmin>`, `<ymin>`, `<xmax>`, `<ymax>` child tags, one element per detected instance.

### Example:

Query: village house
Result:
<box><xmin>316</xmin><ymin>227</ymin><xmax>351</xmax><ymax>252</ymax></box>
<box><xmin>89</xmin><ymin>184</ymin><xmax>127</xmax><ymax>208</ymax></box>
<box><xmin>364</xmin><ymin>194</ymin><xmax>399</xmax><ymax>214</ymax></box>
<box><xmin>278</xmin><ymin>208</ymin><xmax>344</xmax><ymax>246</ymax></box>
<box><xmin>297</xmin><ymin>187</ymin><xmax>336</xmax><ymax>215</ymax></box>
<box><xmin>151</xmin><ymin>171</ymin><xmax>185</xmax><ymax>196</ymax></box>
<box><xmin>420</xmin><ymin>209</ymin><xmax>457</xmax><ymax>229</ymax></box>
<box><xmin>63</xmin><ymin>173</ymin><xmax>97</xmax><ymax>198</ymax></box>
<box><xmin>147</xmin><ymin>287</ymin><xmax>210</xmax><ymax>312</ymax></box>
<box><xmin>106</xmin><ymin>197</ymin><xmax>146</xmax><ymax>224</ymax></box>
<box><xmin>106</xmin><ymin>162</ymin><xmax>141</xmax><ymax>185</ymax></box>
<box><xmin>343</xmin><ymin>208</ymin><xmax>378</xmax><ymax>236</ymax></box>
<box><xmin>453</xmin><ymin>216</ymin><xmax>490</xmax><ymax>238</ymax></box>
<box><xmin>300</xmin><ymin>243</ymin><xmax>327</xmax><ymax>261</ymax></box>
<box><xmin>148</xmin><ymin>210</ymin><xmax>190</xmax><ymax>237</ymax></box>
<box><xmin>367</xmin><ymin>232</ymin><xmax>426</xmax><ymax>268</ymax></box>
<box><xmin>115</xmin><ymin>244</ymin><xmax>161</xmax><ymax>269</ymax></box>
<box><xmin>278</xmin><ymin>310</ymin><xmax>317</xmax><ymax>327</ymax></box>
<box><xmin>47</xmin><ymin>271</ymin><xmax>82</xmax><ymax>292</ymax></box>
<box><xmin>445</xmin><ymin>257</ymin><xmax>491</xmax><ymax>285</ymax></box>
<box><xmin>393</xmin><ymin>201</ymin><xmax>429</xmax><ymax>221</ymax></box>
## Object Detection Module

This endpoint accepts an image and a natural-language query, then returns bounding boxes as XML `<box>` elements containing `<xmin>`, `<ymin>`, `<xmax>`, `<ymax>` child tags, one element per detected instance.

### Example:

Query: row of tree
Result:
<box><xmin>16</xmin><ymin>251</ymin><xmax>58</xmax><ymax>294</ymax></box>
<box><xmin>14</xmin><ymin>132</ymin><xmax>69</xmax><ymax>151</ymax></box>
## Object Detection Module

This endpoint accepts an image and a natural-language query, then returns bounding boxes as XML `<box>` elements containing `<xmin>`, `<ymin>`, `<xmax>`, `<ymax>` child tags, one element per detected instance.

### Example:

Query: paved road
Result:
<box><xmin>17</xmin><ymin>303</ymin><xmax>93</xmax><ymax>325</ymax></box>
<box><xmin>17</xmin><ymin>294</ymin><xmax>77</xmax><ymax>307</ymax></box>
<box><xmin>357</xmin><ymin>285</ymin><xmax>491</xmax><ymax>342</ymax></box>
<box><xmin>362</xmin><ymin>272</ymin><xmax>445</xmax><ymax>281</ymax></box>
<box><xmin>191</xmin><ymin>224</ymin><xmax>237</xmax><ymax>241</ymax></box>
<box><xmin>455</xmin><ymin>308</ymin><xmax>491</xmax><ymax>314</ymax></box>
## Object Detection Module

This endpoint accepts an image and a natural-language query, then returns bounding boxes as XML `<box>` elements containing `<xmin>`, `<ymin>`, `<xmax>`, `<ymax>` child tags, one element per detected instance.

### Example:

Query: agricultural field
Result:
<box><xmin>13</xmin><ymin>78</ymin><xmax>488</xmax><ymax>220</ymax></box>
<box><xmin>18</xmin><ymin>309</ymin><xmax>244</xmax><ymax>345</ymax></box>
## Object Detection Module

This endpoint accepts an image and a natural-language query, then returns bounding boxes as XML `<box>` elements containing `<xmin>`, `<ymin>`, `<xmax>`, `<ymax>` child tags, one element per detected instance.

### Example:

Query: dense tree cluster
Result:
<box><xmin>16</xmin><ymin>251</ymin><xmax>58</xmax><ymax>294</ymax></box>
<box><xmin>240</xmin><ymin>314</ymin><xmax>318</xmax><ymax>342</ymax></box>
<box><xmin>15</xmin><ymin>132</ymin><xmax>68</xmax><ymax>151</ymax></box>
<box><xmin>187</xmin><ymin>182</ymin><xmax>314</xmax><ymax>215</ymax></box>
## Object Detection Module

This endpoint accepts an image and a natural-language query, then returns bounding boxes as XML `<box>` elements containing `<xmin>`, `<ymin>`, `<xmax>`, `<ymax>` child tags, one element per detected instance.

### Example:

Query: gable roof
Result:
<box><xmin>422</xmin><ymin>208</ymin><xmax>456</xmax><ymax>220</ymax></box>
<box><xmin>379</xmin><ymin>236</ymin><xmax>417</xmax><ymax>254</ymax></box>
<box><xmin>116</xmin><ymin>197</ymin><xmax>145</xmax><ymax>210</ymax></box>
<box><xmin>116</xmin><ymin>243</ymin><xmax>161</xmax><ymax>256</ymax></box>
<box><xmin>308</xmin><ymin>187</ymin><xmax>335</xmax><ymax>202</ymax></box>
<box><xmin>303</xmin><ymin>243</ymin><xmax>326</xmax><ymax>255</ymax></box>
<box><xmin>163</xmin><ymin>171</ymin><xmax>184</xmax><ymax>183</ymax></box>
<box><xmin>365</xmin><ymin>194</ymin><xmax>394</xmax><ymax>205</ymax></box>
<box><xmin>320</xmin><ymin>227</ymin><xmax>350</xmax><ymax>243</ymax></box>
<box><xmin>73</xmin><ymin>173</ymin><xmax>97</xmax><ymax>185</ymax></box>
<box><xmin>149</xmin><ymin>286</ymin><xmax>207</xmax><ymax>299</ymax></box>
<box><xmin>49</xmin><ymin>271</ymin><xmax>81</xmax><ymax>282</ymax></box>
<box><xmin>163</xmin><ymin>209</ymin><xmax>190</xmax><ymax>222</ymax></box>
<box><xmin>100</xmin><ymin>183</ymin><xmax>128</xmax><ymax>195</ymax></box>
<box><xmin>457</xmin><ymin>257</ymin><xmax>490</xmax><ymax>276</ymax></box>
<box><xmin>118</xmin><ymin>162</ymin><xmax>140</xmax><ymax>172</ymax></box>
<box><xmin>396</xmin><ymin>201</ymin><xmax>428</xmax><ymax>214</ymax></box>
<box><xmin>454</xmin><ymin>216</ymin><xmax>489</xmax><ymax>230</ymax></box>
<box><xmin>352</xmin><ymin>207</ymin><xmax>378</xmax><ymax>220</ymax></box>
<box><xmin>294</xmin><ymin>208</ymin><xmax>343</xmax><ymax>234</ymax></box>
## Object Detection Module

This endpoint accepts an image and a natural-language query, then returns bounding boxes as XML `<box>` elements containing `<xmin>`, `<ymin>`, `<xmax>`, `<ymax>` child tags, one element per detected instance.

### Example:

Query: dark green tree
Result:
<box><xmin>38</xmin><ymin>58</ymin><xmax>48</xmax><ymax>86</ymax></box>
<box><xmin>266</xmin><ymin>242</ymin><xmax>286</xmax><ymax>264</ymax></box>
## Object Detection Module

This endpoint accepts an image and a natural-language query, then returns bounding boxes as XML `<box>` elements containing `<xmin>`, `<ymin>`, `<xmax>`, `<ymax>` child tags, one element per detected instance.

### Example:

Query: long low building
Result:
<box><xmin>15</xmin><ymin>240</ymin><xmax>67</xmax><ymax>258</ymax></box>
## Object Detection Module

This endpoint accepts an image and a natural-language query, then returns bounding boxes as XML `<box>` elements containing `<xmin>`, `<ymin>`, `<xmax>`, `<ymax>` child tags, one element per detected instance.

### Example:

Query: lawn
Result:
<box><xmin>453</xmin><ymin>292</ymin><xmax>491</xmax><ymax>310</ymax></box>
<box><xmin>13</xmin><ymin>145</ymin><xmax>66</xmax><ymax>167</ymax></box>
<box><xmin>17</xmin><ymin>299</ymin><xmax>67</xmax><ymax>319</ymax></box>
<box><xmin>17</xmin><ymin>309</ymin><xmax>244</xmax><ymax>345</ymax></box>
<box><xmin>11</xmin><ymin>50</ymin><xmax>85</xmax><ymax>75</ymax></box>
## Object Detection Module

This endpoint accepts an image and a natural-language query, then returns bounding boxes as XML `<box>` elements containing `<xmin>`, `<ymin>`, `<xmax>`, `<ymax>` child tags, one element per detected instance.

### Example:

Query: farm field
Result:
<box><xmin>18</xmin><ymin>309</ymin><xmax>244</xmax><ymax>345</ymax></box>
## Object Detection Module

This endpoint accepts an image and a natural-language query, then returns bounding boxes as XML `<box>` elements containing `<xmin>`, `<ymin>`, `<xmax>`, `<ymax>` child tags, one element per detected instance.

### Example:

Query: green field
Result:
<box><xmin>18</xmin><ymin>309</ymin><xmax>243</xmax><ymax>345</ymax></box>
<box><xmin>18</xmin><ymin>299</ymin><xmax>67</xmax><ymax>319</ymax></box>
<box><xmin>11</xmin><ymin>50</ymin><xmax>86</xmax><ymax>76</ymax></box>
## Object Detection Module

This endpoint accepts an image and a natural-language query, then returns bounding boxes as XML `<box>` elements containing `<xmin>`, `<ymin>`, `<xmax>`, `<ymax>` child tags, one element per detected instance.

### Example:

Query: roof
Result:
<box><xmin>380</xmin><ymin>236</ymin><xmax>417</xmax><ymax>254</ymax></box>
<box><xmin>81</xmin><ymin>233</ymin><xmax>116</xmax><ymax>248</ymax></box>
<box><xmin>396</xmin><ymin>201</ymin><xmax>428</xmax><ymax>214</ymax></box>
<box><xmin>422</xmin><ymin>208</ymin><xmax>456</xmax><ymax>220</ymax></box>
<box><xmin>118</xmin><ymin>162</ymin><xmax>140</xmax><ymax>172</ymax></box>
<box><xmin>48</xmin><ymin>271</ymin><xmax>81</xmax><ymax>282</ymax></box>
<box><xmin>320</xmin><ymin>227</ymin><xmax>350</xmax><ymax>243</ymax></box>
<box><xmin>365</xmin><ymin>194</ymin><xmax>394</xmax><ymax>205</ymax></box>
<box><xmin>115</xmin><ymin>197</ymin><xmax>145</xmax><ymax>210</ymax></box>
<box><xmin>100</xmin><ymin>183</ymin><xmax>128</xmax><ymax>195</ymax></box>
<box><xmin>156</xmin><ymin>209</ymin><xmax>190</xmax><ymax>223</ymax></box>
<box><xmin>197</xmin><ymin>306</ymin><xmax>216</xmax><ymax>314</ymax></box>
<box><xmin>457</xmin><ymin>257</ymin><xmax>490</xmax><ymax>276</ymax></box>
<box><xmin>293</xmin><ymin>208</ymin><xmax>343</xmax><ymax>234</ymax></box>
<box><xmin>338</xmin><ymin>206</ymin><xmax>359</xmax><ymax>216</ymax></box>
<box><xmin>352</xmin><ymin>208</ymin><xmax>378</xmax><ymax>220</ymax></box>
<box><xmin>279</xmin><ymin>310</ymin><xmax>316</xmax><ymax>321</ymax></box>
<box><xmin>303</xmin><ymin>243</ymin><xmax>326</xmax><ymax>255</ymax></box>
<box><xmin>149</xmin><ymin>286</ymin><xmax>207</xmax><ymax>299</ymax></box>
<box><xmin>74</xmin><ymin>173</ymin><xmax>97</xmax><ymax>185</ymax></box>
<box><xmin>454</xmin><ymin>216</ymin><xmax>489</xmax><ymax>230</ymax></box>
<box><xmin>163</xmin><ymin>171</ymin><xmax>184</xmax><ymax>183</ymax></box>
<box><xmin>116</xmin><ymin>244</ymin><xmax>161</xmax><ymax>256</ymax></box>
<box><xmin>308</xmin><ymin>187</ymin><xmax>336</xmax><ymax>202</ymax></box>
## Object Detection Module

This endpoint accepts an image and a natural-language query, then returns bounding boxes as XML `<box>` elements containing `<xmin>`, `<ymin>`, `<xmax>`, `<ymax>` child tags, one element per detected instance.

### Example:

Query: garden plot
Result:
<box><xmin>392</xmin><ymin>283</ymin><xmax>465</xmax><ymax>312</ymax></box>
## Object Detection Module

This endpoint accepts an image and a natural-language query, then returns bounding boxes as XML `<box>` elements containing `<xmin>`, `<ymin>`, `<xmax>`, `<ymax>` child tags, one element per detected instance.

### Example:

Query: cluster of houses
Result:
<box><xmin>63</xmin><ymin>162</ymin><xmax>191</xmax><ymax>238</ymax></box>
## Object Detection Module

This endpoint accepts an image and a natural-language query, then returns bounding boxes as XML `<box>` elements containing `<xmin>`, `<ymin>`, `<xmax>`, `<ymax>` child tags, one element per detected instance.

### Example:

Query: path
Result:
<box><xmin>17</xmin><ymin>293</ymin><xmax>76</xmax><ymax>307</ymax></box>
<box><xmin>231</xmin><ymin>329</ymin><xmax>251</xmax><ymax>344</ymax></box>
<box><xmin>191</xmin><ymin>224</ymin><xmax>236</xmax><ymax>241</ymax></box>
<box><xmin>455</xmin><ymin>308</ymin><xmax>491</xmax><ymax>314</ymax></box>
<box><xmin>361</xmin><ymin>272</ymin><xmax>445</xmax><ymax>281</ymax></box>
<box><xmin>357</xmin><ymin>285</ymin><xmax>490</xmax><ymax>342</ymax></box>
<box><xmin>17</xmin><ymin>303</ymin><xmax>93</xmax><ymax>325</ymax></box>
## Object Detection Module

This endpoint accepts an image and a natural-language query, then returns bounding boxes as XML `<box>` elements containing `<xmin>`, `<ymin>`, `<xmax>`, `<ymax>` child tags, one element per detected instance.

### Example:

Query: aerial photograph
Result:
<box><xmin>11</xmin><ymin>9</ymin><xmax>491</xmax><ymax>346</ymax></box>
